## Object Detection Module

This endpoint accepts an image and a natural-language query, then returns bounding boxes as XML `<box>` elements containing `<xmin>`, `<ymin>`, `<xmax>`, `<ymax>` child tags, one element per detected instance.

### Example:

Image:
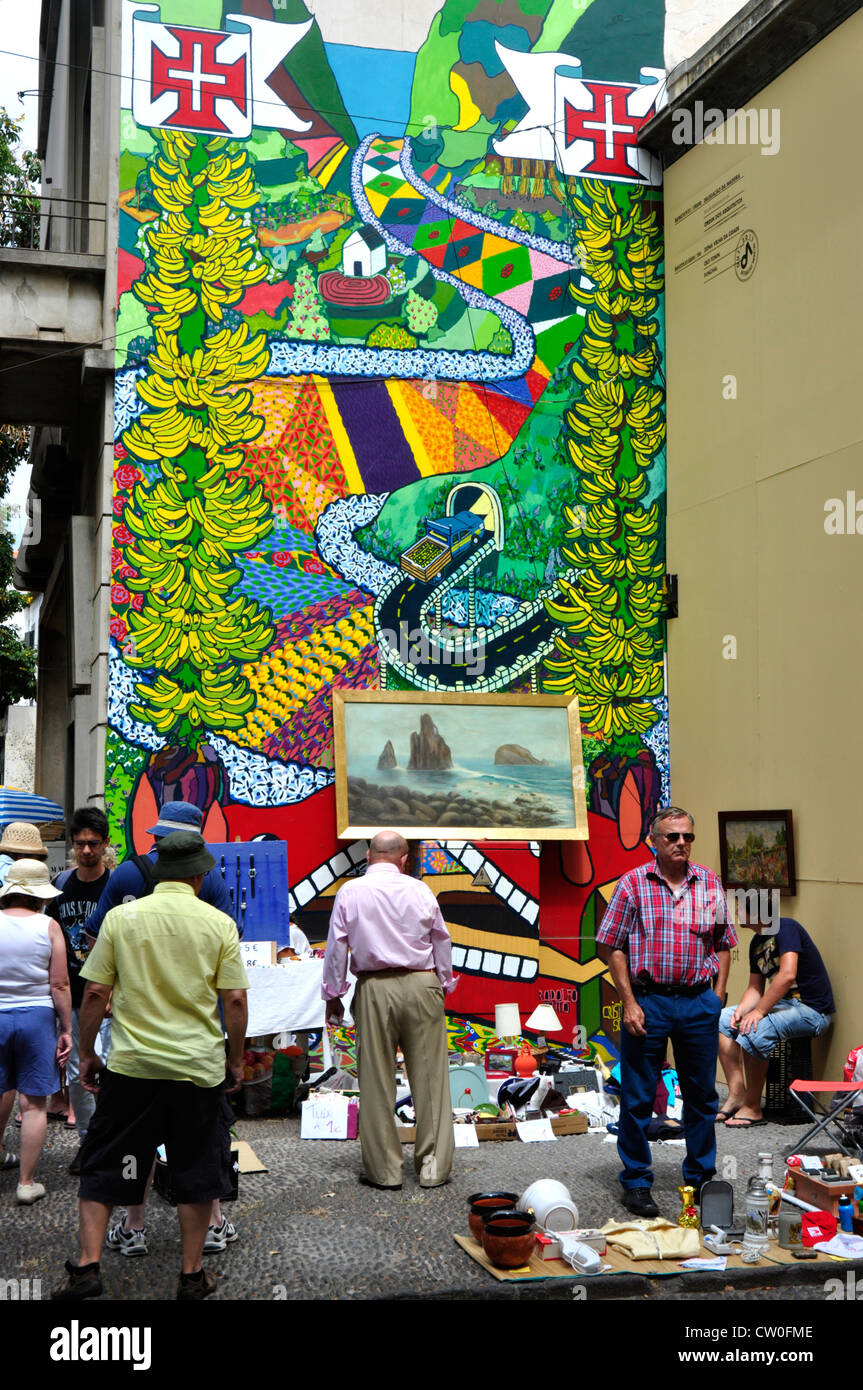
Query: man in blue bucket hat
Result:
<box><xmin>81</xmin><ymin>802</ymin><xmax>234</xmax><ymax>942</ymax></box>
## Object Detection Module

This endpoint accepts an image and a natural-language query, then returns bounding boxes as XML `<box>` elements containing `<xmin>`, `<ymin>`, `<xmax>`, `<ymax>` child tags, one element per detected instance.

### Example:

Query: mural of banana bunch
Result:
<box><xmin>543</xmin><ymin>179</ymin><xmax>665</xmax><ymax>739</ymax></box>
<box><xmin>119</xmin><ymin>130</ymin><xmax>275</xmax><ymax>747</ymax></box>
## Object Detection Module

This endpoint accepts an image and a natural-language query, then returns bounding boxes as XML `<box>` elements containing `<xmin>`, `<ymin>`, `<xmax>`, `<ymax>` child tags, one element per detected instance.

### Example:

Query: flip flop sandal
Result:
<box><xmin>2</xmin><ymin>1152</ymin><xmax>20</xmax><ymax>1169</ymax></box>
<box><xmin>725</xmin><ymin>1116</ymin><xmax>768</xmax><ymax>1129</ymax></box>
<box><xmin>716</xmin><ymin>1106</ymin><xmax>740</xmax><ymax>1123</ymax></box>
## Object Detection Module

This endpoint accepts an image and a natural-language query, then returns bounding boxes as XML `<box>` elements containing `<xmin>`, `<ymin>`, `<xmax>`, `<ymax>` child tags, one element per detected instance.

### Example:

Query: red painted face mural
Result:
<box><xmin>108</xmin><ymin>0</ymin><xmax>669</xmax><ymax>1059</ymax></box>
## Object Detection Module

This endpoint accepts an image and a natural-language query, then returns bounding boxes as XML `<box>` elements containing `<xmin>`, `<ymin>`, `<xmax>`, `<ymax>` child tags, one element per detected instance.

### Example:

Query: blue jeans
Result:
<box><xmin>618</xmin><ymin>986</ymin><xmax>722</xmax><ymax>1190</ymax></box>
<box><xmin>68</xmin><ymin>1010</ymin><xmax>112</xmax><ymax>1139</ymax></box>
<box><xmin>719</xmin><ymin>998</ymin><xmax>830</xmax><ymax>1060</ymax></box>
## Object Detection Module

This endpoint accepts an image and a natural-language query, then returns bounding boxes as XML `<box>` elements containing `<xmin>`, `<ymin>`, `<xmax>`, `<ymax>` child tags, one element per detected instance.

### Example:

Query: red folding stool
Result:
<box><xmin>788</xmin><ymin>1079</ymin><xmax>863</xmax><ymax>1157</ymax></box>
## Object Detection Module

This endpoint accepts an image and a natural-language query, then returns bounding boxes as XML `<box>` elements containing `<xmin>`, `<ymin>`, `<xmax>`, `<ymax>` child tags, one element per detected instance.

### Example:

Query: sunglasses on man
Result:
<box><xmin>658</xmin><ymin>831</ymin><xmax>695</xmax><ymax>843</ymax></box>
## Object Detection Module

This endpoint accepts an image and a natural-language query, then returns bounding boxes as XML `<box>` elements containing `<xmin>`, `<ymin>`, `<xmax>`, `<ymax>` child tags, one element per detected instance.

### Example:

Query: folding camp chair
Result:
<box><xmin>787</xmin><ymin>1079</ymin><xmax>863</xmax><ymax>1157</ymax></box>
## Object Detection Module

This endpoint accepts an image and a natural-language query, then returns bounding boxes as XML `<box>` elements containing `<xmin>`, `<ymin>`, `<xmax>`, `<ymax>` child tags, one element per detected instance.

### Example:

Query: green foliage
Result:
<box><xmin>0</xmin><ymin>425</ymin><xmax>28</xmax><ymax>500</ymax></box>
<box><xmin>386</xmin><ymin>263</ymin><xmax>408</xmax><ymax>295</ymax></box>
<box><xmin>0</xmin><ymin>531</ymin><xmax>36</xmax><ymax>709</ymax></box>
<box><xmin>288</xmin><ymin>263</ymin><xmax>330</xmax><ymax>341</ymax></box>
<box><xmin>404</xmin><ymin>288</ymin><xmax>439</xmax><ymax>335</ymax></box>
<box><xmin>0</xmin><ymin>110</ymin><xmax>40</xmax><ymax>248</ymax></box>
<box><xmin>488</xmin><ymin>325</ymin><xmax>513</xmax><ymax>355</ymax></box>
<box><xmin>104</xmin><ymin>730</ymin><xmax>149</xmax><ymax>855</ymax></box>
<box><xmin>366</xmin><ymin>323</ymin><xmax>417</xmax><ymax>350</ymax></box>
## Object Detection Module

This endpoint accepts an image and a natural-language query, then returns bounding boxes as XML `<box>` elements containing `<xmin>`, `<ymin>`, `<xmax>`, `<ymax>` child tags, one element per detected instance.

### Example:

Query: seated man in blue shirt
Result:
<box><xmin>718</xmin><ymin>915</ymin><xmax>834</xmax><ymax>1127</ymax></box>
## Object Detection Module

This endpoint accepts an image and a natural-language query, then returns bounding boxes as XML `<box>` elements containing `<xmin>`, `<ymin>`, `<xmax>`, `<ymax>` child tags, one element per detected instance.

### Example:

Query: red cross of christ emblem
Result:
<box><xmin>151</xmin><ymin>26</ymin><xmax>248</xmax><ymax>134</ymax></box>
<box><xmin>564</xmin><ymin>81</ymin><xmax>649</xmax><ymax>180</ymax></box>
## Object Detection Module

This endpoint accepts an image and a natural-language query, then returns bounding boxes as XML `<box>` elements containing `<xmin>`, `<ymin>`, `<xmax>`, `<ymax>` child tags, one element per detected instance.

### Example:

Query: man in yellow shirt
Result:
<box><xmin>52</xmin><ymin>831</ymin><xmax>249</xmax><ymax>1301</ymax></box>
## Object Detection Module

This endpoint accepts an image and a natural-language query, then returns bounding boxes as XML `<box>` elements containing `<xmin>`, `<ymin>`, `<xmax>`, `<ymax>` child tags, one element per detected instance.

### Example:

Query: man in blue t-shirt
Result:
<box><xmin>718</xmin><ymin>916</ymin><xmax>834</xmax><ymax>1127</ymax></box>
<box><xmin>82</xmin><ymin>801</ymin><xmax>235</xmax><ymax>940</ymax></box>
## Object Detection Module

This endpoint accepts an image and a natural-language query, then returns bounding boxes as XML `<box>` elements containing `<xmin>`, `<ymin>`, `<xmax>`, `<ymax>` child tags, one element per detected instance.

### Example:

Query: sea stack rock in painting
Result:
<box><xmin>408</xmin><ymin>713</ymin><xmax>453</xmax><ymax>770</ymax></box>
<box><xmin>377</xmin><ymin>739</ymin><xmax>397</xmax><ymax>770</ymax></box>
<box><xmin>494</xmin><ymin>744</ymin><xmax>548</xmax><ymax>766</ymax></box>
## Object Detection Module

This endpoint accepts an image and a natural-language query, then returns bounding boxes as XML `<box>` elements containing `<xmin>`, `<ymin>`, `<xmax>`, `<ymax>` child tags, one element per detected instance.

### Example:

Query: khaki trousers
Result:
<box><xmin>353</xmin><ymin>969</ymin><xmax>453</xmax><ymax>1188</ymax></box>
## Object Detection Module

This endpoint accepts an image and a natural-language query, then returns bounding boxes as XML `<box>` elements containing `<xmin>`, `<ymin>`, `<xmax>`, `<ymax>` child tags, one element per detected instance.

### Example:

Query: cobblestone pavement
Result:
<box><xmin>2</xmin><ymin>1109</ymin><xmax>861</xmax><ymax>1304</ymax></box>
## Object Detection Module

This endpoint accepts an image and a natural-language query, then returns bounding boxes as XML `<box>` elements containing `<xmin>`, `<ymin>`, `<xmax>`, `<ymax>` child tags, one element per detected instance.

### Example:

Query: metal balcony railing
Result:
<box><xmin>0</xmin><ymin>191</ymin><xmax>107</xmax><ymax>256</ymax></box>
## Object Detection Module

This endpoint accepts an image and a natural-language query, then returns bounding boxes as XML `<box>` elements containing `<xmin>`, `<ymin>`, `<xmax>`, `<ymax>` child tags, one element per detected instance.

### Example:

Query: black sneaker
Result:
<box><xmin>177</xmin><ymin>1269</ymin><xmax>218</xmax><ymax>1301</ymax></box>
<box><xmin>621</xmin><ymin>1187</ymin><xmax>660</xmax><ymax>1218</ymax></box>
<box><xmin>51</xmin><ymin>1259</ymin><xmax>103</xmax><ymax>1300</ymax></box>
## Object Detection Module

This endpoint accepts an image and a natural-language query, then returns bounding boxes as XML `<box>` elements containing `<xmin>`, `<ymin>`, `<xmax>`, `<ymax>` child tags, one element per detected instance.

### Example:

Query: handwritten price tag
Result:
<box><xmin>301</xmin><ymin>1095</ymin><xmax>350</xmax><ymax>1140</ymax></box>
<box><xmin>515</xmin><ymin>1118</ymin><xmax>557</xmax><ymax>1143</ymax></box>
<box><xmin>240</xmin><ymin>940</ymin><xmax>276</xmax><ymax>968</ymax></box>
<box><xmin>453</xmin><ymin>1124</ymin><xmax>479</xmax><ymax>1148</ymax></box>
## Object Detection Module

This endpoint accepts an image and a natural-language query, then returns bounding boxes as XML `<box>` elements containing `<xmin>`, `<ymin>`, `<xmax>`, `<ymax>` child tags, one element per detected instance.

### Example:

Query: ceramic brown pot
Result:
<box><xmin>467</xmin><ymin>1192</ymin><xmax>518</xmax><ymax>1242</ymax></box>
<box><xmin>481</xmin><ymin>1210</ymin><xmax>536</xmax><ymax>1268</ymax></box>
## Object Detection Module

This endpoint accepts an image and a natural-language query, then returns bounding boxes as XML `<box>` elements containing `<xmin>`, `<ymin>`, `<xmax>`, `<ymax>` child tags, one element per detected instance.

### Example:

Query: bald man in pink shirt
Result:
<box><xmin>323</xmin><ymin>831</ymin><xmax>455</xmax><ymax>1190</ymax></box>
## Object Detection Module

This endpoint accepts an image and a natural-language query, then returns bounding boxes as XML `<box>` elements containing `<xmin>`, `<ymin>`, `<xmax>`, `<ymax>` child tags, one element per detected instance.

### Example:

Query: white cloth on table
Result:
<box><xmin>246</xmin><ymin>958</ymin><xmax>355</xmax><ymax>1035</ymax></box>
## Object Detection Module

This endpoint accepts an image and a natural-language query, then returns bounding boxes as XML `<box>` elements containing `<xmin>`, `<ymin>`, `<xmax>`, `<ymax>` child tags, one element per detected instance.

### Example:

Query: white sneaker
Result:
<box><xmin>16</xmin><ymin>1182</ymin><xmax>46</xmax><ymax>1205</ymax></box>
<box><xmin>203</xmin><ymin>1217</ymin><xmax>238</xmax><ymax>1253</ymax></box>
<box><xmin>106</xmin><ymin>1216</ymin><xmax>148</xmax><ymax>1256</ymax></box>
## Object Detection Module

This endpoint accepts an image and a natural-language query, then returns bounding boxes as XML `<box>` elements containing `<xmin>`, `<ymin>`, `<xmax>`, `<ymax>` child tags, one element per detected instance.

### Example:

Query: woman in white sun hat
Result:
<box><xmin>0</xmin><ymin>859</ymin><xmax>72</xmax><ymax>1203</ymax></box>
<box><xmin>0</xmin><ymin>820</ymin><xmax>49</xmax><ymax>885</ymax></box>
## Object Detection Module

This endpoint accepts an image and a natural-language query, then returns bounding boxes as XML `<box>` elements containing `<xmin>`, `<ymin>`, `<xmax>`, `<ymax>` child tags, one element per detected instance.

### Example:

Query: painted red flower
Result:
<box><xmin>111</xmin><ymin>584</ymin><xmax>131</xmax><ymax>605</ymax></box>
<box><xmin>272</xmin><ymin>551</ymin><xmax>291</xmax><ymax>568</ymax></box>
<box><xmin>130</xmin><ymin>592</ymin><xmax>144</xmax><ymax>611</ymax></box>
<box><xmin>113</xmin><ymin>442</ymin><xmax>128</xmax><ymax>460</ymax></box>
<box><xmin>112</xmin><ymin>498</ymin><xmax>126</xmax><ymax>517</ymax></box>
<box><xmin>115</xmin><ymin>464</ymin><xmax>140</xmax><ymax>488</ymax></box>
<box><xmin>118</xmin><ymin>565</ymin><xmax>138</xmax><ymax>580</ymax></box>
<box><xmin>114</xmin><ymin>524</ymin><xmax>134</xmax><ymax>544</ymax></box>
<box><xmin>303</xmin><ymin>555</ymin><xmax>325</xmax><ymax>574</ymax></box>
<box><xmin>110</xmin><ymin>617</ymin><xmax>127</xmax><ymax>640</ymax></box>
<box><xmin>111</xmin><ymin>548</ymin><xmax>122</xmax><ymax>569</ymax></box>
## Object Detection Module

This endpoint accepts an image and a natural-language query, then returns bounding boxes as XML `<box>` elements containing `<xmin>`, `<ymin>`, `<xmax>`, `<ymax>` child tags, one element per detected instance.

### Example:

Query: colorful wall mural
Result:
<box><xmin>108</xmin><ymin>0</ymin><xmax>669</xmax><ymax>1065</ymax></box>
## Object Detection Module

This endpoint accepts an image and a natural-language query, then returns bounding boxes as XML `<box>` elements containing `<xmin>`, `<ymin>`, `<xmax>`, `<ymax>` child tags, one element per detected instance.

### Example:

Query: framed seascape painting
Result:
<box><xmin>332</xmin><ymin>692</ymin><xmax>588</xmax><ymax>841</ymax></box>
<box><xmin>717</xmin><ymin>810</ymin><xmax>796</xmax><ymax>895</ymax></box>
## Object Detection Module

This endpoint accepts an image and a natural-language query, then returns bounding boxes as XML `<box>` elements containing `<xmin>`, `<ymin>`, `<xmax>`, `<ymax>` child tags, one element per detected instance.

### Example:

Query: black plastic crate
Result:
<box><xmin>763</xmin><ymin>1035</ymin><xmax>812</xmax><ymax>1123</ymax></box>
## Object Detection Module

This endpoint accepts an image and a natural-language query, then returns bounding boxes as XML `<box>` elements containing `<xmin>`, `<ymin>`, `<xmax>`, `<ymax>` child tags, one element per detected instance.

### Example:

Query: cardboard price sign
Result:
<box><xmin>241</xmin><ymin>940</ymin><xmax>277</xmax><ymax>968</ymax></box>
<box><xmin>300</xmin><ymin>1094</ymin><xmax>358</xmax><ymax>1140</ymax></box>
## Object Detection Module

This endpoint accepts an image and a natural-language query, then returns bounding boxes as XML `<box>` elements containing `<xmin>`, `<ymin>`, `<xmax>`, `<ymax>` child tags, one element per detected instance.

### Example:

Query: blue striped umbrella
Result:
<box><xmin>0</xmin><ymin>786</ymin><xmax>65</xmax><ymax>827</ymax></box>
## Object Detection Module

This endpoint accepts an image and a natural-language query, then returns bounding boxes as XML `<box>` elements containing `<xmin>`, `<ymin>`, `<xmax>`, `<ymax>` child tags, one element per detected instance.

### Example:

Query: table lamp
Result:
<box><xmin>525</xmin><ymin>1004</ymin><xmax>563</xmax><ymax>1064</ymax></box>
<box><xmin>494</xmin><ymin>1003</ymin><xmax>521</xmax><ymax>1042</ymax></box>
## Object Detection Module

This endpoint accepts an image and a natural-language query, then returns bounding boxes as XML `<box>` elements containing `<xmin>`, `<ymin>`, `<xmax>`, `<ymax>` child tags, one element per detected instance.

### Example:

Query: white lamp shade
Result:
<box><xmin>495</xmin><ymin>1003</ymin><xmax>521</xmax><ymax>1037</ymax></box>
<box><xmin>525</xmin><ymin>1004</ymin><xmax>563</xmax><ymax>1034</ymax></box>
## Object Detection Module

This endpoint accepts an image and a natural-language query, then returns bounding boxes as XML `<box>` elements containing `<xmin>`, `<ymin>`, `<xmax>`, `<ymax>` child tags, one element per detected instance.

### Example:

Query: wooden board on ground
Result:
<box><xmin>233</xmin><ymin>1140</ymin><xmax>267</xmax><ymax>1173</ymax></box>
<box><xmin>454</xmin><ymin>1232</ymin><xmax>826</xmax><ymax>1282</ymax></box>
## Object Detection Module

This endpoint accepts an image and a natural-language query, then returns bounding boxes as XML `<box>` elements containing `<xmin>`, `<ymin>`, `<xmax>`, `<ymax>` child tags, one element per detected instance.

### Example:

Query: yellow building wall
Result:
<box><xmin>663</xmin><ymin>8</ymin><xmax>863</xmax><ymax>1078</ymax></box>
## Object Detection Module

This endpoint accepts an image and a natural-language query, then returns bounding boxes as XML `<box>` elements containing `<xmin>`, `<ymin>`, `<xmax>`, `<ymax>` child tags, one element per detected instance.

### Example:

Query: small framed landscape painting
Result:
<box><xmin>332</xmin><ymin>691</ymin><xmax>588</xmax><ymax>841</ymax></box>
<box><xmin>717</xmin><ymin>810</ymin><xmax>796</xmax><ymax>895</ymax></box>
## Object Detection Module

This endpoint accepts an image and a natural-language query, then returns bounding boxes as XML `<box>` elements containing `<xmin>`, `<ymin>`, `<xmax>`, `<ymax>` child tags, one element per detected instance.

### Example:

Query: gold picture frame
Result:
<box><xmin>332</xmin><ymin>690</ymin><xmax>588</xmax><ymax>841</ymax></box>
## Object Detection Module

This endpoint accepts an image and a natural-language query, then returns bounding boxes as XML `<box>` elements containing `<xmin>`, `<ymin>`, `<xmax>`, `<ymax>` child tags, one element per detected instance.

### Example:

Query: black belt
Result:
<box><xmin>636</xmin><ymin>980</ymin><xmax>710</xmax><ymax>997</ymax></box>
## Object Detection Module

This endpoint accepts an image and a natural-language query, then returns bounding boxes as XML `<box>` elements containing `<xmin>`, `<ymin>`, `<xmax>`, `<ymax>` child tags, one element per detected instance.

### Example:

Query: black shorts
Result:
<box><xmin>77</xmin><ymin>1070</ymin><xmax>233</xmax><ymax>1206</ymax></box>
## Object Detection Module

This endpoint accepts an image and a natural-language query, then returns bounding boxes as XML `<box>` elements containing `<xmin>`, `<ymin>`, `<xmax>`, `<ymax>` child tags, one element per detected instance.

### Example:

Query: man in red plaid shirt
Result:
<box><xmin>597</xmin><ymin>807</ymin><xmax>736</xmax><ymax>1217</ymax></box>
